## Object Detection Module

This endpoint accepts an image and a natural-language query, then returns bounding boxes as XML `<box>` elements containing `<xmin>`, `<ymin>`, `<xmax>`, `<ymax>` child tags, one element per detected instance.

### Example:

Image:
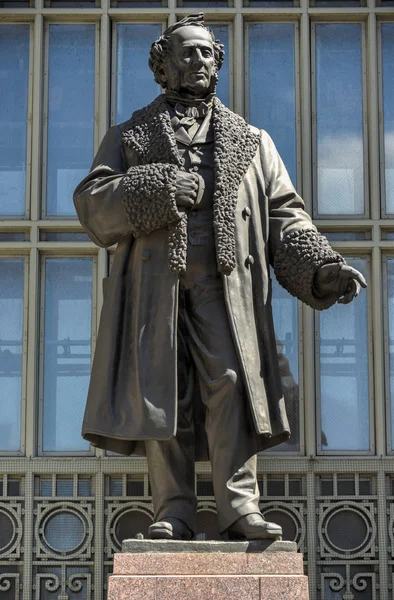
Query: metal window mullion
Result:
<box><xmin>297</xmin><ymin>298</ymin><xmax>306</xmax><ymax>455</ymax></box>
<box><xmin>24</xmin><ymin>22</ymin><xmax>34</xmax><ymax>220</ymax></box>
<box><xmin>30</xmin><ymin>14</ymin><xmax>44</xmax><ymax>223</ymax></box>
<box><xmin>94</xmin><ymin>472</ymin><xmax>104</xmax><ymax>600</ymax></box>
<box><xmin>37</xmin><ymin>253</ymin><xmax>46</xmax><ymax>455</ymax></box>
<box><xmin>41</xmin><ymin>21</ymin><xmax>50</xmax><ymax>219</ymax></box>
<box><xmin>314</xmin><ymin>307</ymin><xmax>322</xmax><ymax>455</ymax></box>
<box><xmin>25</xmin><ymin>248</ymin><xmax>40</xmax><ymax>458</ymax></box>
<box><xmin>306</xmin><ymin>471</ymin><xmax>317</xmax><ymax>596</ymax></box>
<box><xmin>300</xmin><ymin>304</ymin><xmax>316</xmax><ymax>457</ymax></box>
<box><xmin>293</xmin><ymin>20</ymin><xmax>302</xmax><ymax>195</ymax></box>
<box><xmin>99</xmin><ymin>14</ymin><xmax>110</xmax><ymax>137</ymax></box>
<box><xmin>361</xmin><ymin>20</ymin><xmax>370</xmax><ymax>218</ymax></box>
<box><xmin>94</xmin><ymin>21</ymin><xmax>101</xmax><ymax>153</ymax></box>
<box><xmin>367</xmin><ymin>252</ymin><xmax>376</xmax><ymax>454</ymax></box>
<box><xmin>377</xmin><ymin>469</ymin><xmax>389</xmax><ymax>600</ymax></box>
<box><xmin>110</xmin><ymin>19</ymin><xmax>118</xmax><ymax>128</ymax></box>
<box><xmin>22</xmin><ymin>469</ymin><xmax>34</xmax><ymax>600</ymax></box>
<box><xmin>19</xmin><ymin>256</ymin><xmax>30</xmax><ymax>457</ymax></box>
<box><xmin>300</xmin><ymin>11</ymin><xmax>312</xmax><ymax>211</ymax></box>
<box><xmin>367</xmin><ymin>13</ymin><xmax>380</xmax><ymax>220</ymax></box>
<box><xmin>382</xmin><ymin>254</ymin><xmax>393</xmax><ymax>453</ymax></box>
<box><xmin>311</xmin><ymin>20</ymin><xmax>318</xmax><ymax>219</ymax></box>
<box><xmin>234</xmin><ymin>12</ymin><xmax>244</xmax><ymax>117</ymax></box>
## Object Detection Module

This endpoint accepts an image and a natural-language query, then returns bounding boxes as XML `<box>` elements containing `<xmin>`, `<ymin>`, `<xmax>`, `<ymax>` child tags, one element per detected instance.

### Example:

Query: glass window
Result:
<box><xmin>42</xmin><ymin>258</ymin><xmax>92</xmax><ymax>452</ymax></box>
<box><xmin>0</xmin><ymin>25</ymin><xmax>30</xmax><ymax>217</ymax></box>
<box><xmin>271</xmin><ymin>274</ymin><xmax>300</xmax><ymax>451</ymax></box>
<box><xmin>381</xmin><ymin>24</ymin><xmax>394</xmax><ymax>215</ymax></box>
<box><xmin>209</xmin><ymin>24</ymin><xmax>229</xmax><ymax>107</ymax></box>
<box><xmin>314</xmin><ymin>24</ymin><xmax>365</xmax><ymax>216</ymax></box>
<box><xmin>45</xmin><ymin>25</ymin><xmax>96</xmax><ymax>217</ymax></box>
<box><xmin>248</xmin><ymin>23</ymin><xmax>297</xmax><ymax>187</ymax></box>
<box><xmin>114</xmin><ymin>24</ymin><xmax>162</xmax><ymax>125</ymax></box>
<box><xmin>318</xmin><ymin>258</ymin><xmax>370</xmax><ymax>452</ymax></box>
<box><xmin>0</xmin><ymin>259</ymin><xmax>25</xmax><ymax>452</ymax></box>
<box><xmin>386</xmin><ymin>258</ymin><xmax>394</xmax><ymax>450</ymax></box>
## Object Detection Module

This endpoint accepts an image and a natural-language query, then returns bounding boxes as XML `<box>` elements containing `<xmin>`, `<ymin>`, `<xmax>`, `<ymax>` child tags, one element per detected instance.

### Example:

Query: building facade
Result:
<box><xmin>0</xmin><ymin>0</ymin><xmax>394</xmax><ymax>597</ymax></box>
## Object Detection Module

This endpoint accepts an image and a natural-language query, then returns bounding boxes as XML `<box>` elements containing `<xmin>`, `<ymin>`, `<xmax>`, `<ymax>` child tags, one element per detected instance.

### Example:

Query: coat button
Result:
<box><xmin>246</xmin><ymin>254</ymin><xmax>254</xmax><ymax>267</ymax></box>
<box><xmin>243</xmin><ymin>207</ymin><xmax>252</xmax><ymax>218</ymax></box>
<box><xmin>142</xmin><ymin>249</ymin><xmax>151</xmax><ymax>261</ymax></box>
<box><xmin>190</xmin><ymin>210</ymin><xmax>198</xmax><ymax>217</ymax></box>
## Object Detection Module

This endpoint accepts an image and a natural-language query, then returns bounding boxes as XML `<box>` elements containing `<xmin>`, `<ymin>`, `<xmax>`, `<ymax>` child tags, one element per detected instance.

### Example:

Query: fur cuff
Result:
<box><xmin>273</xmin><ymin>228</ymin><xmax>345</xmax><ymax>311</ymax></box>
<box><xmin>122</xmin><ymin>163</ymin><xmax>181</xmax><ymax>237</ymax></box>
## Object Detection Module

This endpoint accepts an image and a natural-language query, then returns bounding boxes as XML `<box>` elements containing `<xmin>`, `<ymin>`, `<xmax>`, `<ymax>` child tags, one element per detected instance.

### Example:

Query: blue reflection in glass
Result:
<box><xmin>46</xmin><ymin>25</ymin><xmax>95</xmax><ymax>217</ymax></box>
<box><xmin>319</xmin><ymin>258</ymin><xmax>369</xmax><ymax>451</ymax></box>
<box><xmin>315</xmin><ymin>24</ymin><xmax>364</xmax><ymax>215</ymax></box>
<box><xmin>271</xmin><ymin>273</ymin><xmax>299</xmax><ymax>452</ymax></box>
<box><xmin>248</xmin><ymin>23</ymin><xmax>297</xmax><ymax>187</ymax></box>
<box><xmin>0</xmin><ymin>259</ymin><xmax>24</xmax><ymax>452</ymax></box>
<box><xmin>0</xmin><ymin>26</ymin><xmax>29</xmax><ymax>216</ymax></box>
<box><xmin>43</xmin><ymin>259</ymin><xmax>92</xmax><ymax>452</ymax></box>
<box><xmin>210</xmin><ymin>24</ymin><xmax>229</xmax><ymax>106</ymax></box>
<box><xmin>382</xmin><ymin>24</ymin><xmax>394</xmax><ymax>214</ymax></box>
<box><xmin>115</xmin><ymin>24</ymin><xmax>162</xmax><ymax>124</ymax></box>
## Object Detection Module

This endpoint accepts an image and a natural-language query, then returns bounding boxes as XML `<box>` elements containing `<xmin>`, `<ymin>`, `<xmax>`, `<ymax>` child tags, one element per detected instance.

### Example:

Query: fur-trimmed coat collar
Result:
<box><xmin>122</xmin><ymin>94</ymin><xmax>260</xmax><ymax>275</ymax></box>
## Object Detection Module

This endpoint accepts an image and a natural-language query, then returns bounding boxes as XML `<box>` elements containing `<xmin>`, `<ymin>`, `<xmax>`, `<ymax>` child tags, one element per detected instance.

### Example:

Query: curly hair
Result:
<box><xmin>149</xmin><ymin>13</ymin><xmax>225</xmax><ymax>89</ymax></box>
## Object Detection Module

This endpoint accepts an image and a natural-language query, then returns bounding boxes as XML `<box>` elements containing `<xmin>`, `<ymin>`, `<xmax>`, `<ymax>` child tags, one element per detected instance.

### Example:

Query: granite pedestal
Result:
<box><xmin>107</xmin><ymin>539</ymin><xmax>309</xmax><ymax>599</ymax></box>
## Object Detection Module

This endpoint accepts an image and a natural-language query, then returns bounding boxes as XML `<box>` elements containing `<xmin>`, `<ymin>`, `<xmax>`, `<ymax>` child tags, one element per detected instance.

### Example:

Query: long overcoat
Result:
<box><xmin>73</xmin><ymin>95</ymin><xmax>342</xmax><ymax>457</ymax></box>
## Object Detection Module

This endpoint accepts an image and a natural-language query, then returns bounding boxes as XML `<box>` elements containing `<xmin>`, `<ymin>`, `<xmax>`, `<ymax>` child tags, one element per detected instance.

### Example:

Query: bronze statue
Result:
<box><xmin>73</xmin><ymin>14</ymin><xmax>366</xmax><ymax>542</ymax></box>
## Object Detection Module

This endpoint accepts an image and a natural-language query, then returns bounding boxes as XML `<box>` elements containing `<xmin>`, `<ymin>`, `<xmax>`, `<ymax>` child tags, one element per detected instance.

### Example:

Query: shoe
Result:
<box><xmin>227</xmin><ymin>514</ymin><xmax>282</xmax><ymax>540</ymax></box>
<box><xmin>148</xmin><ymin>517</ymin><xmax>193</xmax><ymax>540</ymax></box>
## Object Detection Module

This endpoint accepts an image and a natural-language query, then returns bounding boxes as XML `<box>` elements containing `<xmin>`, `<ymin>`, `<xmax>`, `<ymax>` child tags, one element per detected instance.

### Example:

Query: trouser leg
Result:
<box><xmin>144</xmin><ymin>312</ymin><xmax>198</xmax><ymax>534</ymax></box>
<box><xmin>181</xmin><ymin>271</ymin><xmax>261</xmax><ymax>533</ymax></box>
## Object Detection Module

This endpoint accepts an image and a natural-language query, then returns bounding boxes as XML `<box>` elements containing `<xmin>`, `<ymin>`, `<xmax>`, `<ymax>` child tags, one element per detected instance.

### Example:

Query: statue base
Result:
<box><xmin>107</xmin><ymin>539</ymin><xmax>309</xmax><ymax>599</ymax></box>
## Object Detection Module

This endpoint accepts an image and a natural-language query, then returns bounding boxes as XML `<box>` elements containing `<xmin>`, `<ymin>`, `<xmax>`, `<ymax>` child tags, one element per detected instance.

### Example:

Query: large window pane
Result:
<box><xmin>386</xmin><ymin>258</ymin><xmax>394</xmax><ymax>449</ymax></box>
<box><xmin>210</xmin><ymin>24</ymin><xmax>229</xmax><ymax>107</ymax></box>
<box><xmin>315</xmin><ymin>24</ymin><xmax>364</xmax><ymax>215</ymax></box>
<box><xmin>0</xmin><ymin>259</ymin><xmax>25</xmax><ymax>452</ymax></box>
<box><xmin>0</xmin><ymin>25</ymin><xmax>29</xmax><ymax>216</ymax></box>
<box><xmin>115</xmin><ymin>24</ymin><xmax>162</xmax><ymax>124</ymax></box>
<box><xmin>319</xmin><ymin>258</ymin><xmax>369</xmax><ymax>451</ymax></box>
<box><xmin>248</xmin><ymin>23</ymin><xmax>297</xmax><ymax>187</ymax></box>
<box><xmin>42</xmin><ymin>258</ymin><xmax>92</xmax><ymax>452</ymax></box>
<box><xmin>45</xmin><ymin>25</ymin><xmax>95</xmax><ymax>217</ymax></box>
<box><xmin>382</xmin><ymin>24</ymin><xmax>394</xmax><ymax>214</ymax></box>
<box><xmin>272</xmin><ymin>274</ymin><xmax>300</xmax><ymax>452</ymax></box>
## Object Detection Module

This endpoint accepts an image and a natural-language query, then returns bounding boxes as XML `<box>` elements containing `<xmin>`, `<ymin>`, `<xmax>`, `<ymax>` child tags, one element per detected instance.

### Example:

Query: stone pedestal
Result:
<box><xmin>107</xmin><ymin>539</ymin><xmax>309</xmax><ymax>599</ymax></box>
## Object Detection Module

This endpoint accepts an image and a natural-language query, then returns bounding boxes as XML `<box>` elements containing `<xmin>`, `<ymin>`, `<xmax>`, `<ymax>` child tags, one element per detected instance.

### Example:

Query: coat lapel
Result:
<box><xmin>121</xmin><ymin>95</ymin><xmax>261</xmax><ymax>275</ymax></box>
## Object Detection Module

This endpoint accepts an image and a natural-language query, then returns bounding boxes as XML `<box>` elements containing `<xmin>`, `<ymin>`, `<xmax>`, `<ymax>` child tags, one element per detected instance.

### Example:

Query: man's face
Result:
<box><xmin>166</xmin><ymin>26</ymin><xmax>216</xmax><ymax>96</ymax></box>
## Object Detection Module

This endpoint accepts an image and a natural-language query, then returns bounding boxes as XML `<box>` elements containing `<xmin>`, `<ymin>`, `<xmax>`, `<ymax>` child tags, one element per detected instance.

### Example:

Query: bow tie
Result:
<box><xmin>174</xmin><ymin>102</ymin><xmax>210</xmax><ymax>127</ymax></box>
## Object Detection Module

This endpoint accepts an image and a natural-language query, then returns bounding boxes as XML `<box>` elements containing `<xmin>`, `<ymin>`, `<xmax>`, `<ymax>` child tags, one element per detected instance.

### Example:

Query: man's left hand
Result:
<box><xmin>313</xmin><ymin>263</ymin><xmax>367</xmax><ymax>304</ymax></box>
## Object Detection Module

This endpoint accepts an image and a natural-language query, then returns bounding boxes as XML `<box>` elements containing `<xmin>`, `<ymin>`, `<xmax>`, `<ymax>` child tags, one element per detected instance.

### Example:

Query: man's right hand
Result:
<box><xmin>175</xmin><ymin>171</ymin><xmax>199</xmax><ymax>208</ymax></box>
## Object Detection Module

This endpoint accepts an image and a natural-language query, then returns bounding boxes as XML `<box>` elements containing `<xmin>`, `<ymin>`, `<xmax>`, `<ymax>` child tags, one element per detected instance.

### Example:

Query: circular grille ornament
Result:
<box><xmin>107</xmin><ymin>503</ymin><xmax>153</xmax><ymax>552</ymax></box>
<box><xmin>319</xmin><ymin>502</ymin><xmax>376</xmax><ymax>558</ymax></box>
<box><xmin>36</xmin><ymin>503</ymin><xmax>92</xmax><ymax>559</ymax></box>
<box><xmin>0</xmin><ymin>506</ymin><xmax>21</xmax><ymax>557</ymax></box>
<box><xmin>43</xmin><ymin>511</ymin><xmax>85</xmax><ymax>552</ymax></box>
<box><xmin>260</xmin><ymin>501</ymin><xmax>305</xmax><ymax>549</ymax></box>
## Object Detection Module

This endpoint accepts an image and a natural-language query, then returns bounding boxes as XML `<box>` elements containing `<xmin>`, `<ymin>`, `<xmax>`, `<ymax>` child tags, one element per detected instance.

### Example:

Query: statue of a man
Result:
<box><xmin>74</xmin><ymin>14</ymin><xmax>366</xmax><ymax>541</ymax></box>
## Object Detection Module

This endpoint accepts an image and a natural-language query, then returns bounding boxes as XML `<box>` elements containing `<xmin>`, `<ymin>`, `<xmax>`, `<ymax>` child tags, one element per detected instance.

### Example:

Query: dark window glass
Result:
<box><xmin>0</xmin><ymin>25</ymin><xmax>29</xmax><ymax>216</ymax></box>
<box><xmin>0</xmin><ymin>259</ymin><xmax>24</xmax><ymax>452</ymax></box>
<box><xmin>42</xmin><ymin>258</ymin><xmax>92</xmax><ymax>452</ymax></box>
<box><xmin>45</xmin><ymin>25</ymin><xmax>95</xmax><ymax>217</ymax></box>
<box><xmin>319</xmin><ymin>258</ymin><xmax>369</xmax><ymax>451</ymax></box>
<box><xmin>315</xmin><ymin>24</ymin><xmax>364</xmax><ymax>215</ymax></box>
<box><xmin>248</xmin><ymin>23</ymin><xmax>297</xmax><ymax>187</ymax></box>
